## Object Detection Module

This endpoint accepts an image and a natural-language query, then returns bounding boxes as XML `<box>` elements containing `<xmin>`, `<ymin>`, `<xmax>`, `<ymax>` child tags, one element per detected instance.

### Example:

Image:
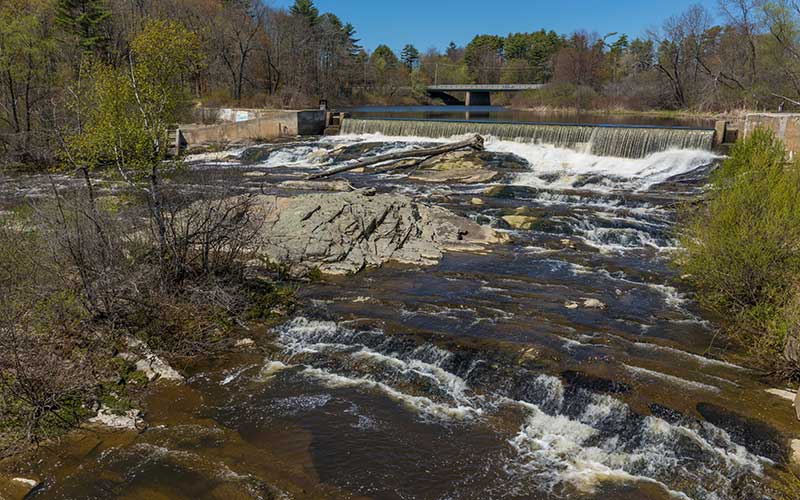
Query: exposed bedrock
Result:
<box><xmin>253</xmin><ymin>190</ymin><xmax>509</xmax><ymax>276</ymax></box>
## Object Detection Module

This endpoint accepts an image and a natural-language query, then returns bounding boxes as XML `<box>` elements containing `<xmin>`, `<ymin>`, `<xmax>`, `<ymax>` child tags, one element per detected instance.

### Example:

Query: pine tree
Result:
<box><xmin>290</xmin><ymin>0</ymin><xmax>319</xmax><ymax>26</ymax></box>
<box><xmin>55</xmin><ymin>0</ymin><xmax>110</xmax><ymax>52</ymax></box>
<box><xmin>401</xmin><ymin>44</ymin><xmax>420</xmax><ymax>70</ymax></box>
<box><xmin>343</xmin><ymin>22</ymin><xmax>362</xmax><ymax>57</ymax></box>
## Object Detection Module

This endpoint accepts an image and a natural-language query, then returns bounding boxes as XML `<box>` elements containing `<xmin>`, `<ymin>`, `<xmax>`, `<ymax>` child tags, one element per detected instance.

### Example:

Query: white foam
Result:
<box><xmin>300</xmin><ymin>366</ymin><xmax>479</xmax><ymax>421</ymax></box>
<box><xmin>624</xmin><ymin>364</ymin><xmax>721</xmax><ymax>393</ymax></box>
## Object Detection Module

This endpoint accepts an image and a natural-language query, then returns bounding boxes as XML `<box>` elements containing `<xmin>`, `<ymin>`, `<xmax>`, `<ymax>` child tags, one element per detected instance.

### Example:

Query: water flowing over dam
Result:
<box><xmin>340</xmin><ymin>118</ymin><xmax>716</xmax><ymax>158</ymax></box>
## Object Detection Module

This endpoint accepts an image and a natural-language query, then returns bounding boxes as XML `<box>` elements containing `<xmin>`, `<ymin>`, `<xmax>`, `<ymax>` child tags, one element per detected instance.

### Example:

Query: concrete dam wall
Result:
<box><xmin>339</xmin><ymin>118</ymin><xmax>716</xmax><ymax>159</ymax></box>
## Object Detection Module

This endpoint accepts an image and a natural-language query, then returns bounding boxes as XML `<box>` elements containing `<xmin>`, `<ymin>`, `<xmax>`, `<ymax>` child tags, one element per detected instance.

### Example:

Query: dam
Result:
<box><xmin>340</xmin><ymin>117</ymin><xmax>717</xmax><ymax>159</ymax></box>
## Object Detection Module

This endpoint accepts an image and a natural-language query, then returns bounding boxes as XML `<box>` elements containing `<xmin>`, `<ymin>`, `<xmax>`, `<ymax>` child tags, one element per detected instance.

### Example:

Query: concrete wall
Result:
<box><xmin>744</xmin><ymin>113</ymin><xmax>800</xmax><ymax>158</ymax></box>
<box><xmin>179</xmin><ymin>110</ymin><xmax>325</xmax><ymax>147</ymax></box>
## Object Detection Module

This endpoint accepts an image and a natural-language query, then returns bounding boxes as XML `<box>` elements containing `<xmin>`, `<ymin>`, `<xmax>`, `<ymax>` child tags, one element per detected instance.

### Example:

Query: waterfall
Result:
<box><xmin>340</xmin><ymin>118</ymin><xmax>715</xmax><ymax>159</ymax></box>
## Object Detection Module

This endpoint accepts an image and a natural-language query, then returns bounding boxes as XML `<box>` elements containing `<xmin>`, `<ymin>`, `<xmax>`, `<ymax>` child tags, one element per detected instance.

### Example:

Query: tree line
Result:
<box><xmin>6</xmin><ymin>0</ymin><xmax>800</xmax><ymax>166</ymax></box>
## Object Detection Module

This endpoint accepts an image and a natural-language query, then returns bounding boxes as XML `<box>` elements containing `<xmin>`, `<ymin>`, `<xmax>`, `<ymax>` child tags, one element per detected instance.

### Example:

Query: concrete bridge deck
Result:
<box><xmin>427</xmin><ymin>84</ymin><xmax>544</xmax><ymax>92</ymax></box>
<box><xmin>426</xmin><ymin>84</ymin><xmax>544</xmax><ymax>106</ymax></box>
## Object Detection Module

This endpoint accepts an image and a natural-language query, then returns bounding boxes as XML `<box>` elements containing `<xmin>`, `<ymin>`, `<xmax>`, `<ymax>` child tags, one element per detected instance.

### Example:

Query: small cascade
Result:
<box><xmin>340</xmin><ymin>118</ymin><xmax>715</xmax><ymax>158</ymax></box>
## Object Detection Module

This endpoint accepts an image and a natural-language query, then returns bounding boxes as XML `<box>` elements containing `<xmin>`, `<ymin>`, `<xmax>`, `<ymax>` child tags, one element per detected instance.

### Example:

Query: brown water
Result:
<box><xmin>1</xmin><ymin>132</ymin><xmax>797</xmax><ymax>500</ymax></box>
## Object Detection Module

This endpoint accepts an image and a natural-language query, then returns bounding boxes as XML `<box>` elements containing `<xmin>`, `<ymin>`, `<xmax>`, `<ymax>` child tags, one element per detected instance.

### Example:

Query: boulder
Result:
<box><xmin>420</xmin><ymin>150</ymin><xmax>528</xmax><ymax>171</ymax></box>
<box><xmin>409</xmin><ymin>168</ymin><xmax>499</xmax><ymax>184</ymax></box>
<box><xmin>121</xmin><ymin>338</ymin><xmax>184</xmax><ymax>382</ymax></box>
<box><xmin>240</xmin><ymin>146</ymin><xmax>277</xmax><ymax>165</ymax></box>
<box><xmin>253</xmin><ymin>191</ymin><xmax>508</xmax><ymax>276</ymax></box>
<box><xmin>235</xmin><ymin>338</ymin><xmax>256</xmax><ymax>348</ymax></box>
<box><xmin>88</xmin><ymin>406</ymin><xmax>144</xmax><ymax>431</ymax></box>
<box><xmin>484</xmin><ymin>185</ymin><xmax>516</xmax><ymax>199</ymax></box>
<box><xmin>408</xmin><ymin>150</ymin><xmax>501</xmax><ymax>184</ymax></box>
<box><xmin>1</xmin><ymin>477</ymin><xmax>41</xmax><ymax>499</ymax></box>
<box><xmin>419</xmin><ymin>150</ymin><xmax>488</xmax><ymax>171</ymax></box>
<box><xmin>502</xmin><ymin>214</ymin><xmax>537</xmax><ymax>230</ymax></box>
<box><xmin>582</xmin><ymin>298</ymin><xmax>607</xmax><ymax>309</ymax></box>
<box><xmin>279</xmin><ymin>179</ymin><xmax>354</xmax><ymax>192</ymax></box>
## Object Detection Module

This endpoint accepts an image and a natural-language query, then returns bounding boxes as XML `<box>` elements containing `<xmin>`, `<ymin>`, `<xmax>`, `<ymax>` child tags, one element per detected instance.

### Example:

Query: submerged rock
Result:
<box><xmin>253</xmin><ymin>190</ymin><xmax>509</xmax><ymax>276</ymax></box>
<box><xmin>697</xmin><ymin>402</ymin><xmax>787</xmax><ymax>463</ymax></box>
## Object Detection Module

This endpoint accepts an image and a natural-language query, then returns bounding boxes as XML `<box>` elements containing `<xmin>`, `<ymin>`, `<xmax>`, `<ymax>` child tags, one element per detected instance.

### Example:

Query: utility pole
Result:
<box><xmin>435</xmin><ymin>63</ymin><xmax>439</xmax><ymax>85</ymax></box>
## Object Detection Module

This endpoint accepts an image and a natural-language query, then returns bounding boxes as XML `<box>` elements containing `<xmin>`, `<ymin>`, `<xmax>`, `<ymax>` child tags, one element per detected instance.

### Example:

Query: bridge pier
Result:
<box><xmin>427</xmin><ymin>84</ymin><xmax>543</xmax><ymax>106</ymax></box>
<box><xmin>465</xmin><ymin>91</ymin><xmax>491</xmax><ymax>107</ymax></box>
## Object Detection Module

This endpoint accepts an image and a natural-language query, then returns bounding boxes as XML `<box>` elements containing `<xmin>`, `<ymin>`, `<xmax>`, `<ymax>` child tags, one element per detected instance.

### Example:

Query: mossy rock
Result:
<box><xmin>240</xmin><ymin>146</ymin><xmax>276</xmax><ymax>165</ymax></box>
<box><xmin>502</xmin><ymin>215</ymin><xmax>538</xmax><ymax>230</ymax></box>
<box><xmin>511</xmin><ymin>206</ymin><xmax>539</xmax><ymax>216</ymax></box>
<box><xmin>484</xmin><ymin>185</ymin><xmax>516</xmax><ymax>199</ymax></box>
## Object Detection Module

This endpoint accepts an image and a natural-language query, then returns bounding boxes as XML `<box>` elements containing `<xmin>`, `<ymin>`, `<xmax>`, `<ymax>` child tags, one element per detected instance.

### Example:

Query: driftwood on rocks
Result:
<box><xmin>306</xmin><ymin>135</ymin><xmax>485</xmax><ymax>180</ymax></box>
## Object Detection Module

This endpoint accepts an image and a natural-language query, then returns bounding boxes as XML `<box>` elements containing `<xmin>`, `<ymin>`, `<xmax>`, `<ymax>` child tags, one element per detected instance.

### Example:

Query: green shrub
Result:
<box><xmin>677</xmin><ymin>128</ymin><xmax>800</xmax><ymax>371</ymax></box>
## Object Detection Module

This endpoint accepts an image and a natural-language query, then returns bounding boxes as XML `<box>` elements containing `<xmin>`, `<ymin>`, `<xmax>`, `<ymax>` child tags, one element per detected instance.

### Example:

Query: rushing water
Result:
<box><xmin>344</xmin><ymin>106</ymin><xmax>717</xmax><ymax>129</ymax></box>
<box><xmin>3</xmin><ymin>127</ymin><xmax>798</xmax><ymax>500</ymax></box>
<box><xmin>340</xmin><ymin>119</ymin><xmax>716</xmax><ymax>159</ymax></box>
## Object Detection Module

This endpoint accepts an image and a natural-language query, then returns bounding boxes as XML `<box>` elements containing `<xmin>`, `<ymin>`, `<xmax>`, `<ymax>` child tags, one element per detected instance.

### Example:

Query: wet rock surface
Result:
<box><xmin>696</xmin><ymin>402</ymin><xmax>788</xmax><ymax>463</ymax></box>
<box><xmin>255</xmin><ymin>190</ymin><xmax>508</xmax><ymax>276</ymax></box>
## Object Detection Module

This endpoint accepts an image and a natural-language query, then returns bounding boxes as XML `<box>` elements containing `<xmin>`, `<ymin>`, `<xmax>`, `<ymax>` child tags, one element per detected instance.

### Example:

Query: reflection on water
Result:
<box><xmin>343</xmin><ymin>105</ymin><xmax>716</xmax><ymax>129</ymax></box>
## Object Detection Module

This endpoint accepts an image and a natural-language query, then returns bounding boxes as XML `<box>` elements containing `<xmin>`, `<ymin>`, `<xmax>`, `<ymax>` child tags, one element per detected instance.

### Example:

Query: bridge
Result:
<box><xmin>426</xmin><ymin>84</ymin><xmax>544</xmax><ymax>106</ymax></box>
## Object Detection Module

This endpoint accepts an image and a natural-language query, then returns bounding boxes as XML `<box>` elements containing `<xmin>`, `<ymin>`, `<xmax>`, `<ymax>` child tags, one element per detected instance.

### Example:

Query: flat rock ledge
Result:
<box><xmin>254</xmin><ymin>190</ymin><xmax>509</xmax><ymax>276</ymax></box>
<box><xmin>0</xmin><ymin>476</ymin><xmax>41</xmax><ymax>499</ymax></box>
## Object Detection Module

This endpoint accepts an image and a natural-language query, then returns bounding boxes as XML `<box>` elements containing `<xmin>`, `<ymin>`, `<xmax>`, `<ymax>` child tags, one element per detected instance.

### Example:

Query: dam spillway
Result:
<box><xmin>339</xmin><ymin>118</ymin><xmax>716</xmax><ymax>159</ymax></box>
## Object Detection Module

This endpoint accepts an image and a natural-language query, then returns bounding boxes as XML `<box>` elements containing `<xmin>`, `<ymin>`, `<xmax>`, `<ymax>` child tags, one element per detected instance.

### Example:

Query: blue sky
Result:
<box><xmin>271</xmin><ymin>0</ymin><xmax>721</xmax><ymax>52</ymax></box>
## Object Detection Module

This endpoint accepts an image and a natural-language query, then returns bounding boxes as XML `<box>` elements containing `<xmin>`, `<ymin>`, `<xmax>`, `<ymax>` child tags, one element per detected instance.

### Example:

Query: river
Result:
<box><xmin>2</xmin><ymin>112</ymin><xmax>797</xmax><ymax>499</ymax></box>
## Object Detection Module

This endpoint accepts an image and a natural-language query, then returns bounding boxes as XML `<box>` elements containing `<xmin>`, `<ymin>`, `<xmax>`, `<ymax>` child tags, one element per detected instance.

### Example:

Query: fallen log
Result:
<box><xmin>306</xmin><ymin>135</ymin><xmax>485</xmax><ymax>180</ymax></box>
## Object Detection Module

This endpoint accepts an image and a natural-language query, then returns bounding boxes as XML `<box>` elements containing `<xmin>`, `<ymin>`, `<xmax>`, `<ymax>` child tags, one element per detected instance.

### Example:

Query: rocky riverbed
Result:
<box><xmin>1</xmin><ymin>133</ymin><xmax>798</xmax><ymax>500</ymax></box>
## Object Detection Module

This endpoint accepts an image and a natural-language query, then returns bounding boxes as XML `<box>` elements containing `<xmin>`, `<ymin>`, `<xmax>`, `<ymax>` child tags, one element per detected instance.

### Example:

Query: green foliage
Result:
<box><xmin>290</xmin><ymin>0</ymin><xmax>319</xmax><ymax>25</ymax></box>
<box><xmin>401</xmin><ymin>44</ymin><xmax>420</xmax><ymax>70</ymax></box>
<box><xmin>245</xmin><ymin>280</ymin><xmax>298</xmax><ymax>321</ymax></box>
<box><xmin>504</xmin><ymin>30</ymin><xmax>564</xmax><ymax>82</ymax></box>
<box><xmin>464</xmin><ymin>34</ymin><xmax>504</xmax><ymax>80</ymax></box>
<box><xmin>371</xmin><ymin>44</ymin><xmax>399</xmax><ymax>69</ymax></box>
<box><xmin>55</xmin><ymin>0</ymin><xmax>110</xmax><ymax>52</ymax></box>
<box><xmin>71</xmin><ymin>19</ymin><xmax>201</xmax><ymax>177</ymax></box>
<box><xmin>677</xmin><ymin>128</ymin><xmax>800</xmax><ymax>365</ymax></box>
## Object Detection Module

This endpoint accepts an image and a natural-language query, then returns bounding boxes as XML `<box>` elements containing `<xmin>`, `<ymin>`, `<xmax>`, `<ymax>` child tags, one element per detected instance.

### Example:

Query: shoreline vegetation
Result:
<box><xmin>677</xmin><ymin>128</ymin><xmax>800</xmax><ymax>380</ymax></box>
